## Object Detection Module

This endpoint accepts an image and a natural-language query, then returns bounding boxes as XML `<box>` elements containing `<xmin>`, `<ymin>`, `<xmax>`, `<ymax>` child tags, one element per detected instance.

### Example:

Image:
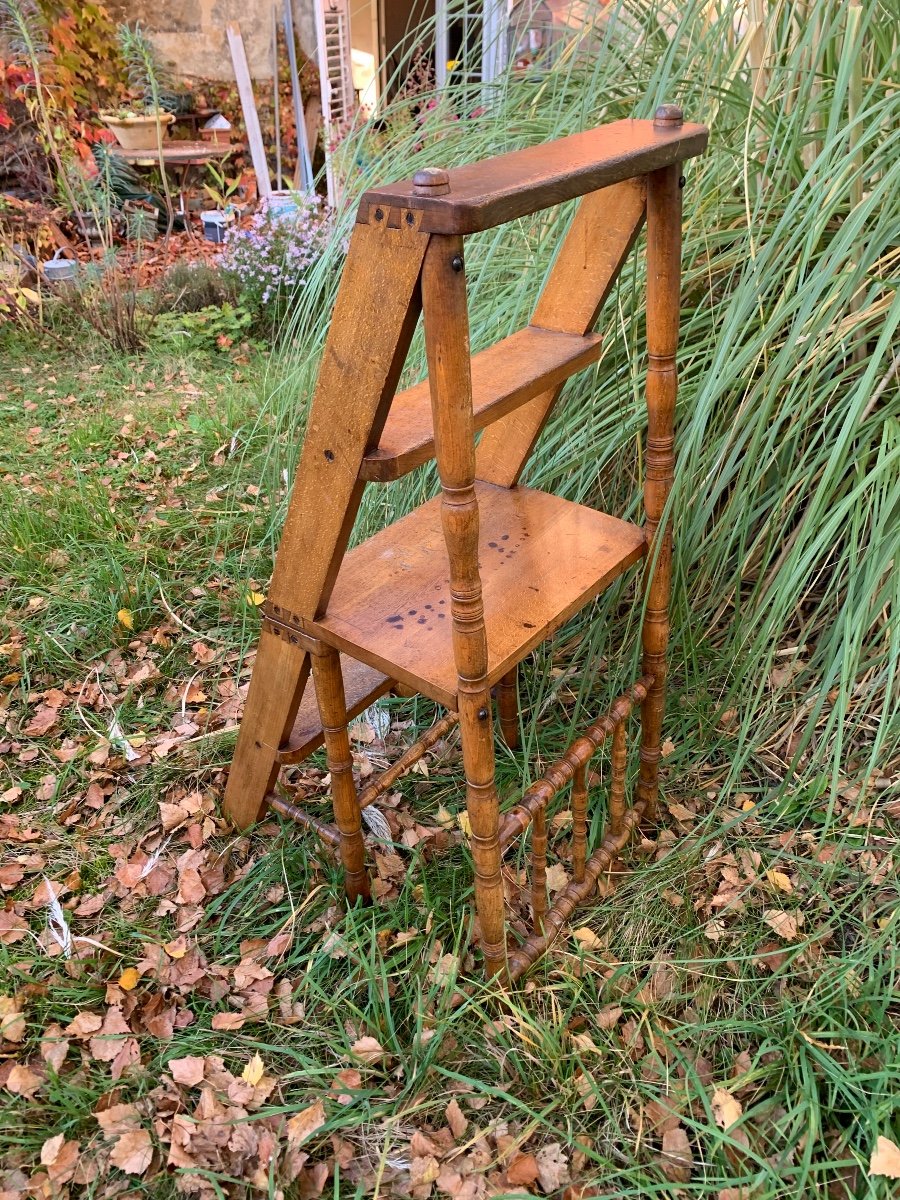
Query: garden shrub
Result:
<box><xmin>219</xmin><ymin>194</ymin><xmax>334</xmax><ymax>340</ymax></box>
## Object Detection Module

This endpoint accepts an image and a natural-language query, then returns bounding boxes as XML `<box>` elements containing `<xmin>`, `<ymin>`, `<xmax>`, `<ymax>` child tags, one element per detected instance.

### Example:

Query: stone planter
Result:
<box><xmin>100</xmin><ymin>111</ymin><xmax>174</xmax><ymax>151</ymax></box>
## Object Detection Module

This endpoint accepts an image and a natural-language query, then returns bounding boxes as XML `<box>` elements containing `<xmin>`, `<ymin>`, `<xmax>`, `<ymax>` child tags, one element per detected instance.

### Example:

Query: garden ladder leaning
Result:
<box><xmin>223</xmin><ymin>106</ymin><xmax>708</xmax><ymax>982</ymax></box>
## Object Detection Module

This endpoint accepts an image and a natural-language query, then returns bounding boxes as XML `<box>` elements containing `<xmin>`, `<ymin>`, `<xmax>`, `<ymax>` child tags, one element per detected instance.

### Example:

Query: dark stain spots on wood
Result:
<box><xmin>324</xmin><ymin>449</ymin><xmax>335</xmax><ymax>461</ymax></box>
<box><xmin>387</xmin><ymin>614</ymin><xmax>403</xmax><ymax>624</ymax></box>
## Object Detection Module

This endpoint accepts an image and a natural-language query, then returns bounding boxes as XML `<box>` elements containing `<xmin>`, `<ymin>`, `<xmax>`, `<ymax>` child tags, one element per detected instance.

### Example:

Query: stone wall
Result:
<box><xmin>108</xmin><ymin>0</ymin><xmax>317</xmax><ymax>83</ymax></box>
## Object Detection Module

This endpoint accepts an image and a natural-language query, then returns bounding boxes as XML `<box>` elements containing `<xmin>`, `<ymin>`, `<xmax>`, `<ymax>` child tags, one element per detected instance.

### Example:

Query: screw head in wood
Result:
<box><xmin>412</xmin><ymin>167</ymin><xmax>451</xmax><ymax>196</ymax></box>
<box><xmin>653</xmin><ymin>103</ymin><xmax>684</xmax><ymax>129</ymax></box>
<box><xmin>451</xmin><ymin>254</ymin><xmax>464</xmax><ymax>273</ymax></box>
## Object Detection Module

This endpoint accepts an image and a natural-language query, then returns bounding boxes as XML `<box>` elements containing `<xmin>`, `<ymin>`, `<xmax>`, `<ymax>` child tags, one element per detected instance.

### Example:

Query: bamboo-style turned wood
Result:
<box><xmin>497</xmin><ymin>667</ymin><xmax>520</xmax><ymax>750</ymax></box>
<box><xmin>420</xmin><ymin>216</ymin><xmax>507</xmax><ymax>978</ymax></box>
<box><xmin>222</xmin><ymin>106</ymin><xmax>706</xmax><ymax>983</ymax></box>
<box><xmin>608</xmin><ymin>720</ymin><xmax>627</xmax><ymax>838</ymax></box>
<box><xmin>637</xmin><ymin>150</ymin><xmax>682</xmax><ymax>826</ymax></box>
<box><xmin>309</xmin><ymin>643</ymin><xmax>370</xmax><ymax>904</ymax></box>
<box><xmin>571</xmin><ymin>762</ymin><xmax>588</xmax><ymax>883</ymax></box>
<box><xmin>506</xmin><ymin>796</ymin><xmax>648</xmax><ymax>982</ymax></box>
<box><xmin>355</xmin><ymin>711</ymin><xmax>460</xmax><ymax>811</ymax></box>
<box><xmin>531</xmin><ymin>805</ymin><xmax>548</xmax><ymax>933</ymax></box>
<box><xmin>266</xmin><ymin>792</ymin><xmax>341</xmax><ymax>846</ymax></box>
<box><xmin>276</xmin><ymin>655</ymin><xmax>391</xmax><ymax>764</ymax></box>
<box><xmin>499</xmin><ymin>676</ymin><xmax>653</xmax><ymax>849</ymax></box>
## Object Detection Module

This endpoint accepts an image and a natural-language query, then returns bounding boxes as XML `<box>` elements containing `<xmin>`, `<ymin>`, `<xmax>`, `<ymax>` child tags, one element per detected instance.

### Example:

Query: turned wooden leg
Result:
<box><xmin>638</xmin><ymin>150</ymin><xmax>681</xmax><ymax>826</ymax></box>
<box><xmin>497</xmin><ymin>666</ymin><xmax>520</xmax><ymax>749</ymax></box>
<box><xmin>421</xmin><ymin>215</ymin><xmax>506</xmax><ymax>979</ymax></box>
<box><xmin>531</xmin><ymin>804</ymin><xmax>548</xmax><ymax>933</ymax></box>
<box><xmin>608</xmin><ymin>720</ymin><xmax>627</xmax><ymax>837</ymax></box>
<box><xmin>571</xmin><ymin>762</ymin><xmax>588</xmax><ymax>883</ymax></box>
<box><xmin>309</xmin><ymin>643</ymin><xmax>370</xmax><ymax>905</ymax></box>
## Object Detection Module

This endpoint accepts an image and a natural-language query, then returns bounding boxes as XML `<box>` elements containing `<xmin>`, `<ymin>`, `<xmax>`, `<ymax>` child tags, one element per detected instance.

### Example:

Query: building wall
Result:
<box><xmin>108</xmin><ymin>0</ymin><xmax>318</xmax><ymax>82</ymax></box>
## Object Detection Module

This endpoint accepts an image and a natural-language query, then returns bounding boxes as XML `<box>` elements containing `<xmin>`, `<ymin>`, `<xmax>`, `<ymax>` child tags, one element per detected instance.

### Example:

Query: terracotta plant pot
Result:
<box><xmin>100</xmin><ymin>111</ymin><xmax>175</xmax><ymax>151</ymax></box>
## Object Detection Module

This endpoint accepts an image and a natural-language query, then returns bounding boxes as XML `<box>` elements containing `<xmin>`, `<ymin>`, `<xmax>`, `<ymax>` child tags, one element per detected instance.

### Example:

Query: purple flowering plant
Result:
<box><xmin>219</xmin><ymin>194</ymin><xmax>333</xmax><ymax>333</ymax></box>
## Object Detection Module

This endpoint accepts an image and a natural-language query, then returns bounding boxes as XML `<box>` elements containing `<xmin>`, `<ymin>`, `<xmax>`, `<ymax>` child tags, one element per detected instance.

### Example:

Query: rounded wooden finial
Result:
<box><xmin>412</xmin><ymin>167</ymin><xmax>451</xmax><ymax>196</ymax></box>
<box><xmin>653</xmin><ymin>103</ymin><xmax>684</xmax><ymax>129</ymax></box>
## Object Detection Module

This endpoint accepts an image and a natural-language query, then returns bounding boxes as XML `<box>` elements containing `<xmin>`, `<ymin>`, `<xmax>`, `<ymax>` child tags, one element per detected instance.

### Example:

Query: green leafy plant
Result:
<box><xmin>152</xmin><ymin>301</ymin><xmax>254</xmax><ymax>352</ymax></box>
<box><xmin>202</xmin><ymin>160</ymin><xmax>242</xmax><ymax>211</ymax></box>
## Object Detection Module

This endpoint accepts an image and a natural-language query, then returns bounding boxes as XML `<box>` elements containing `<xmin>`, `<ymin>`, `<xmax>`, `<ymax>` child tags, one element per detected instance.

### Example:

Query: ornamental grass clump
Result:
<box><xmin>220</xmin><ymin>196</ymin><xmax>333</xmax><ymax>339</ymax></box>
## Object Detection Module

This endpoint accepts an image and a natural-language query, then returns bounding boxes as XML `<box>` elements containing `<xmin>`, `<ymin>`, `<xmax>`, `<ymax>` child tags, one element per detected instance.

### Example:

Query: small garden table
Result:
<box><xmin>108</xmin><ymin>140</ymin><xmax>241</xmax><ymax>234</ymax></box>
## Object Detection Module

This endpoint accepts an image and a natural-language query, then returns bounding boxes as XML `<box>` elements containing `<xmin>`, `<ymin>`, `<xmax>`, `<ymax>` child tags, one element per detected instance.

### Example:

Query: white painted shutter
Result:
<box><xmin>314</xmin><ymin>0</ymin><xmax>355</xmax><ymax>207</ymax></box>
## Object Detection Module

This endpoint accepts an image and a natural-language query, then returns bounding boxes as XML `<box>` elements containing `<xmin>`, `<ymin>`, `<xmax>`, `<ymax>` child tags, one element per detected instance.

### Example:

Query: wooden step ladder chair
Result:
<box><xmin>223</xmin><ymin>106</ymin><xmax>708</xmax><ymax>982</ymax></box>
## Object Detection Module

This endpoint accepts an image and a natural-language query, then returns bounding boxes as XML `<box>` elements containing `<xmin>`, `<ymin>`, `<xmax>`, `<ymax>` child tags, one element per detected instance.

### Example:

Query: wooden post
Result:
<box><xmin>226</xmin><ymin>22</ymin><xmax>272</xmax><ymax>201</ymax></box>
<box><xmin>608</xmin><ymin>720</ymin><xmax>627</xmax><ymax>837</ymax></box>
<box><xmin>571</xmin><ymin>762</ymin><xmax>588</xmax><ymax>883</ymax></box>
<box><xmin>419</xmin><ymin>172</ymin><xmax>506</xmax><ymax>977</ymax></box>
<box><xmin>531</xmin><ymin>805</ymin><xmax>548</xmax><ymax>933</ymax></box>
<box><xmin>637</xmin><ymin>105</ymin><xmax>682</xmax><ymax>827</ymax></box>
<box><xmin>309</xmin><ymin>643</ymin><xmax>370</xmax><ymax>903</ymax></box>
<box><xmin>497</xmin><ymin>666</ymin><xmax>520</xmax><ymax>749</ymax></box>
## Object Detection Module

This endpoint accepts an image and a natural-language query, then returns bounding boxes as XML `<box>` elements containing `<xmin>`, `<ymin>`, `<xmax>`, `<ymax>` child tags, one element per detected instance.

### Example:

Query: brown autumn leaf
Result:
<box><xmin>536</xmin><ymin>1143</ymin><xmax>570</xmax><ymax>1193</ymax></box>
<box><xmin>660</xmin><ymin>1126</ymin><xmax>693</xmax><ymax>1182</ymax></box>
<box><xmin>95</xmin><ymin>1102</ymin><xmax>142</xmax><ymax>1136</ymax></box>
<box><xmin>572</xmin><ymin>927</ymin><xmax>603</xmax><ymax>951</ymax></box>
<box><xmin>762</xmin><ymin>908</ymin><xmax>802</xmax><ymax>941</ymax></box>
<box><xmin>545</xmin><ymin>862</ymin><xmax>569</xmax><ymax>893</ymax></box>
<box><xmin>0</xmin><ymin>996</ymin><xmax>25</xmax><ymax>1043</ymax></box>
<box><xmin>88</xmin><ymin>1006</ymin><xmax>132</xmax><ymax>1062</ymax></box>
<box><xmin>0</xmin><ymin>910</ymin><xmax>29</xmax><ymax>944</ymax></box>
<box><xmin>211</xmin><ymin>1011</ymin><xmax>247</xmax><ymax>1031</ymax></box>
<box><xmin>24</xmin><ymin>705</ymin><xmax>59</xmax><ymax>737</ymax></box>
<box><xmin>169</xmin><ymin>1055</ymin><xmax>206</xmax><ymax>1086</ymax></box>
<box><xmin>506</xmin><ymin>1153</ymin><xmax>540</xmax><ymax>1186</ymax></box>
<box><xmin>40</xmin><ymin>1134</ymin><xmax>79</xmax><ymax>1183</ymax></box>
<box><xmin>869</xmin><ymin>1136</ymin><xmax>900</xmax><ymax>1179</ymax></box>
<box><xmin>285</xmin><ymin>1100</ymin><xmax>326</xmax><ymax>1146</ymax></box>
<box><xmin>7</xmin><ymin>1063</ymin><xmax>42</xmax><ymax>1096</ymax></box>
<box><xmin>110</xmin><ymin>1127</ymin><xmax>154</xmax><ymax>1175</ymax></box>
<box><xmin>711</xmin><ymin>1087</ymin><xmax>743</xmax><ymax>1131</ymax></box>
<box><xmin>40</xmin><ymin>1024</ymin><xmax>69</xmax><ymax>1072</ymax></box>
<box><xmin>330</xmin><ymin>1068</ymin><xmax>361</xmax><ymax>1105</ymax></box>
<box><xmin>596</xmin><ymin>1004</ymin><xmax>623</xmax><ymax>1030</ymax></box>
<box><xmin>445</xmin><ymin>1097</ymin><xmax>468</xmax><ymax>1140</ymax></box>
<box><xmin>0</xmin><ymin>864</ymin><xmax>25</xmax><ymax>890</ymax></box>
<box><xmin>65</xmin><ymin>1011</ymin><xmax>103</xmax><ymax>1038</ymax></box>
<box><xmin>350</xmin><ymin>1035</ymin><xmax>385</xmax><ymax>1065</ymax></box>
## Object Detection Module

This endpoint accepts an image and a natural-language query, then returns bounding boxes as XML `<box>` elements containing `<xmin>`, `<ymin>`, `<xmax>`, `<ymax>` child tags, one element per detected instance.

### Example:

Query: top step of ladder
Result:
<box><xmin>357</xmin><ymin>115</ymin><xmax>708</xmax><ymax>234</ymax></box>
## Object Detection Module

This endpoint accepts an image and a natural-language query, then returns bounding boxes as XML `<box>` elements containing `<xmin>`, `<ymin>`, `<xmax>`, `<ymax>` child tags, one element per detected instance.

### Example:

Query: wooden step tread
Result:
<box><xmin>360</xmin><ymin>326</ymin><xmax>603</xmax><ymax>483</ymax></box>
<box><xmin>303</xmin><ymin>482</ymin><xmax>646</xmax><ymax>709</ymax></box>
<box><xmin>277</xmin><ymin>655</ymin><xmax>392</xmax><ymax>764</ymax></box>
<box><xmin>358</xmin><ymin>117</ymin><xmax>708</xmax><ymax>234</ymax></box>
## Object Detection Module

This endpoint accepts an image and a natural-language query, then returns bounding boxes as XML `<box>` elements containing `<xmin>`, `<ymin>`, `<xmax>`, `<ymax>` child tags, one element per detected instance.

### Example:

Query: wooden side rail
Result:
<box><xmin>266</xmin><ymin>792</ymin><xmax>341</xmax><ymax>845</ymax></box>
<box><xmin>499</xmin><ymin>675</ymin><xmax>653</xmax><ymax>849</ymax></box>
<box><xmin>356</xmin><ymin>711</ymin><xmax>460</xmax><ymax>810</ymax></box>
<box><xmin>358</xmin><ymin>114</ymin><xmax>708</xmax><ymax>234</ymax></box>
<box><xmin>506</xmin><ymin>795</ymin><xmax>647</xmax><ymax>982</ymax></box>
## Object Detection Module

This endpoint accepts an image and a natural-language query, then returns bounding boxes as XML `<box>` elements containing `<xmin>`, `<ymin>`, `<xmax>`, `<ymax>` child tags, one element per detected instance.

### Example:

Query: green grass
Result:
<box><xmin>1</xmin><ymin>0</ymin><xmax>899</xmax><ymax>1195</ymax></box>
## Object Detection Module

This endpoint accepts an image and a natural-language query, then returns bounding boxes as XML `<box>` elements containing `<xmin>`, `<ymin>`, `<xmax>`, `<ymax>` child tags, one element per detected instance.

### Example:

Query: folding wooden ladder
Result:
<box><xmin>223</xmin><ymin>105</ymin><xmax>708</xmax><ymax>982</ymax></box>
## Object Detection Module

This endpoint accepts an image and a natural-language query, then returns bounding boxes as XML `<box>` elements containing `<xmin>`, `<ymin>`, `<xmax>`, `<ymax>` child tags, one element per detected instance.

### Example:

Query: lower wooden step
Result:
<box><xmin>276</xmin><ymin>655</ymin><xmax>392</xmax><ymax>764</ymax></box>
<box><xmin>304</xmin><ymin>482</ymin><xmax>647</xmax><ymax>709</ymax></box>
<box><xmin>360</xmin><ymin>326</ymin><xmax>603</xmax><ymax>482</ymax></box>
